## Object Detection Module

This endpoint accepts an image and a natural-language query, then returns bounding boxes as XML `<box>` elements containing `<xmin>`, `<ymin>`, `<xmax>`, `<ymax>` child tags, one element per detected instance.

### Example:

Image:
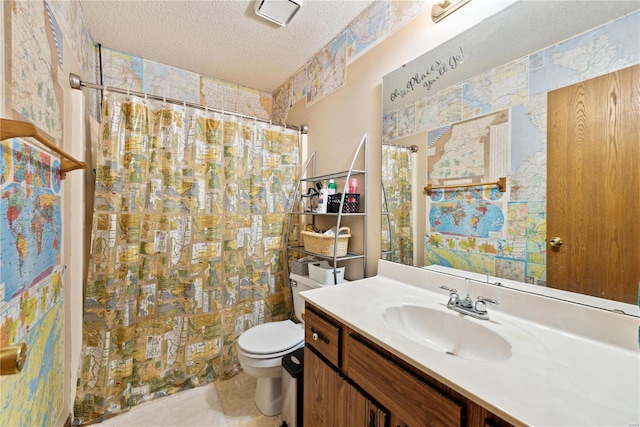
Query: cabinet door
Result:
<box><xmin>389</xmin><ymin>415</ymin><xmax>409</xmax><ymax>427</ymax></box>
<box><xmin>304</xmin><ymin>347</ymin><xmax>348</xmax><ymax>426</ymax></box>
<box><xmin>304</xmin><ymin>347</ymin><xmax>388</xmax><ymax>426</ymax></box>
<box><xmin>347</xmin><ymin>386</ymin><xmax>387</xmax><ymax>427</ymax></box>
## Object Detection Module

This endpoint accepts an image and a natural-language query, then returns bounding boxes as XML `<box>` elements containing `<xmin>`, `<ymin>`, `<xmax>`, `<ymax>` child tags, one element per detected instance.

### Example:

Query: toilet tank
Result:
<box><xmin>290</xmin><ymin>273</ymin><xmax>335</xmax><ymax>322</ymax></box>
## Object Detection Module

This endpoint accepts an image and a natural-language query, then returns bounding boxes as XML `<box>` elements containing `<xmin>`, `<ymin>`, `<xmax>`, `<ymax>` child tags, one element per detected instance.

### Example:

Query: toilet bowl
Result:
<box><xmin>237</xmin><ymin>273</ymin><xmax>333</xmax><ymax>416</ymax></box>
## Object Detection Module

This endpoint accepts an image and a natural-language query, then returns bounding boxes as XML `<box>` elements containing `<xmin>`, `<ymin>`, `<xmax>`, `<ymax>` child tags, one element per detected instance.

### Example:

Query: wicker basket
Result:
<box><xmin>301</xmin><ymin>227</ymin><xmax>351</xmax><ymax>257</ymax></box>
<box><xmin>289</xmin><ymin>256</ymin><xmax>317</xmax><ymax>276</ymax></box>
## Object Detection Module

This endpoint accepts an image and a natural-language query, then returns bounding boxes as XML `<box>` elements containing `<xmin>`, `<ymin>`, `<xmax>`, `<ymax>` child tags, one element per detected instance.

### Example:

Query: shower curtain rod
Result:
<box><xmin>383</xmin><ymin>142</ymin><xmax>418</xmax><ymax>153</ymax></box>
<box><xmin>68</xmin><ymin>73</ymin><xmax>308</xmax><ymax>134</ymax></box>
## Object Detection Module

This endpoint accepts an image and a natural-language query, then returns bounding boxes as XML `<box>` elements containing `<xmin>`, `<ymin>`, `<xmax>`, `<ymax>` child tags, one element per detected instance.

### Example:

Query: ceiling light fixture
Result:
<box><xmin>254</xmin><ymin>0</ymin><xmax>302</xmax><ymax>26</ymax></box>
<box><xmin>427</xmin><ymin>0</ymin><xmax>471</xmax><ymax>23</ymax></box>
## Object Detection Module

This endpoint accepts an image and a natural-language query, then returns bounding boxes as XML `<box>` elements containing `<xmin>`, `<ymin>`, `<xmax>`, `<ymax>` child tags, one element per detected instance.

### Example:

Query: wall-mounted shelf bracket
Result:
<box><xmin>424</xmin><ymin>177</ymin><xmax>507</xmax><ymax>194</ymax></box>
<box><xmin>0</xmin><ymin>119</ymin><xmax>86</xmax><ymax>179</ymax></box>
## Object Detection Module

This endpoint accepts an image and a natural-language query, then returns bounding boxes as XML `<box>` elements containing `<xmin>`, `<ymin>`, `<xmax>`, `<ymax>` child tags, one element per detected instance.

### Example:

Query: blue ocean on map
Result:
<box><xmin>0</xmin><ymin>183</ymin><xmax>61</xmax><ymax>301</ymax></box>
<box><xmin>429</xmin><ymin>201</ymin><xmax>504</xmax><ymax>238</ymax></box>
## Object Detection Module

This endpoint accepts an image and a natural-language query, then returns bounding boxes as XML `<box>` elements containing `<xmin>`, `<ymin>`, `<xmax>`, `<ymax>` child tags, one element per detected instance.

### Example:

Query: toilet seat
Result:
<box><xmin>238</xmin><ymin>320</ymin><xmax>304</xmax><ymax>359</ymax></box>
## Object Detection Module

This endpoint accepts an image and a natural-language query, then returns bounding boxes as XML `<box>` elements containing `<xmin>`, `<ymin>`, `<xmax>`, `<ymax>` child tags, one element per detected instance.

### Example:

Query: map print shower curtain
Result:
<box><xmin>74</xmin><ymin>92</ymin><xmax>300</xmax><ymax>424</ymax></box>
<box><xmin>381</xmin><ymin>144</ymin><xmax>414</xmax><ymax>265</ymax></box>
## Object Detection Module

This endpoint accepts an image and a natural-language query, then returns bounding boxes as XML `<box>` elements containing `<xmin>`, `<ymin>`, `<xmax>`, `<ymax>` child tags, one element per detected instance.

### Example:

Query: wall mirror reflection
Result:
<box><xmin>381</xmin><ymin>1</ymin><xmax>639</xmax><ymax>308</ymax></box>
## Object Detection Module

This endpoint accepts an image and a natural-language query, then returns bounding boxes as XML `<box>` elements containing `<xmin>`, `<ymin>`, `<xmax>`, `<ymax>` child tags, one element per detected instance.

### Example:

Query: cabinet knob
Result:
<box><xmin>311</xmin><ymin>328</ymin><xmax>329</xmax><ymax>344</ymax></box>
<box><xmin>310</xmin><ymin>327</ymin><xmax>329</xmax><ymax>344</ymax></box>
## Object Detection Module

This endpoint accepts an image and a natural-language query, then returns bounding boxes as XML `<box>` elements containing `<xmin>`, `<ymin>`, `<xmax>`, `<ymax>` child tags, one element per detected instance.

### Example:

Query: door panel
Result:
<box><xmin>547</xmin><ymin>65</ymin><xmax>640</xmax><ymax>303</ymax></box>
<box><xmin>304</xmin><ymin>346</ymin><xmax>389</xmax><ymax>426</ymax></box>
<box><xmin>304</xmin><ymin>347</ymin><xmax>348</xmax><ymax>426</ymax></box>
<box><xmin>346</xmin><ymin>385</ymin><xmax>387</xmax><ymax>427</ymax></box>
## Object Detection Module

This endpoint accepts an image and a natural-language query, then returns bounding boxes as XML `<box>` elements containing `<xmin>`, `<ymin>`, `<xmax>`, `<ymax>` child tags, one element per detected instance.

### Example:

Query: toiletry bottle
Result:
<box><xmin>328</xmin><ymin>179</ymin><xmax>336</xmax><ymax>195</ymax></box>
<box><xmin>317</xmin><ymin>181</ymin><xmax>328</xmax><ymax>213</ymax></box>
<box><xmin>348</xmin><ymin>178</ymin><xmax>358</xmax><ymax>202</ymax></box>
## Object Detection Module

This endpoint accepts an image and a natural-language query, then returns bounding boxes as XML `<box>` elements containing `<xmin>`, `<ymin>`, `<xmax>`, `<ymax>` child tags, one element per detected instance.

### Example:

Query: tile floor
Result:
<box><xmin>97</xmin><ymin>372</ymin><xmax>282</xmax><ymax>427</ymax></box>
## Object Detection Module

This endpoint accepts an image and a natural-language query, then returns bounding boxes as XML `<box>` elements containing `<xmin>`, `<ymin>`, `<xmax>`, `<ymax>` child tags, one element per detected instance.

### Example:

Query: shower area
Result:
<box><xmin>72</xmin><ymin>86</ymin><xmax>302</xmax><ymax>425</ymax></box>
<box><xmin>381</xmin><ymin>143</ymin><xmax>418</xmax><ymax>266</ymax></box>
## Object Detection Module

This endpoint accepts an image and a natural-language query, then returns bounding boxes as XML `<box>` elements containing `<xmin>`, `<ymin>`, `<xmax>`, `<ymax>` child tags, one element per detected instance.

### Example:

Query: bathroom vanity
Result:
<box><xmin>301</xmin><ymin>260</ymin><xmax>640</xmax><ymax>426</ymax></box>
<box><xmin>303</xmin><ymin>305</ymin><xmax>511</xmax><ymax>426</ymax></box>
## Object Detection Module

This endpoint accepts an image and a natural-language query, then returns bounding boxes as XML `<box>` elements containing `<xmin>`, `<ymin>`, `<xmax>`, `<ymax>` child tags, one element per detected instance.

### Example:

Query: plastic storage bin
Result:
<box><xmin>327</xmin><ymin>193</ymin><xmax>360</xmax><ymax>213</ymax></box>
<box><xmin>281</xmin><ymin>347</ymin><xmax>304</xmax><ymax>427</ymax></box>
<box><xmin>308</xmin><ymin>261</ymin><xmax>345</xmax><ymax>284</ymax></box>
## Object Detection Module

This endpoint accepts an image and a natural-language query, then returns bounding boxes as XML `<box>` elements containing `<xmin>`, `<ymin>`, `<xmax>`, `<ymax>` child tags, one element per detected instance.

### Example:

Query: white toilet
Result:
<box><xmin>237</xmin><ymin>273</ymin><xmax>332</xmax><ymax>416</ymax></box>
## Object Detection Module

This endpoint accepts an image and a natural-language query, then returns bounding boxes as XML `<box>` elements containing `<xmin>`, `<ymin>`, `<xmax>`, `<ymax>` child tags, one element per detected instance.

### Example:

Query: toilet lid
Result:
<box><xmin>238</xmin><ymin>320</ymin><xmax>304</xmax><ymax>355</ymax></box>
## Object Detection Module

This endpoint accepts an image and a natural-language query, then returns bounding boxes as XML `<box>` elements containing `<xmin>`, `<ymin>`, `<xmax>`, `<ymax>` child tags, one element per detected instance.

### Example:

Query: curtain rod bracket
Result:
<box><xmin>69</xmin><ymin>73</ymin><xmax>82</xmax><ymax>90</ymax></box>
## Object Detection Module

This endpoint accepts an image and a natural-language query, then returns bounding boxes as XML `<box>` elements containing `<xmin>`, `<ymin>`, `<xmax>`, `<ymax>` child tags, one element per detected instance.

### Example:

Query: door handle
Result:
<box><xmin>0</xmin><ymin>343</ymin><xmax>27</xmax><ymax>375</ymax></box>
<box><xmin>549</xmin><ymin>237</ymin><xmax>563</xmax><ymax>248</ymax></box>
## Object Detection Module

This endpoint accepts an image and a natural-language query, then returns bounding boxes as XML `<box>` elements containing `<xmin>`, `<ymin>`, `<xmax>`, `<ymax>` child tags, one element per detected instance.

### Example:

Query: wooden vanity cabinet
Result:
<box><xmin>303</xmin><ymin>303</ymin><xmax>514</xmax><ymax>427</ymax></box>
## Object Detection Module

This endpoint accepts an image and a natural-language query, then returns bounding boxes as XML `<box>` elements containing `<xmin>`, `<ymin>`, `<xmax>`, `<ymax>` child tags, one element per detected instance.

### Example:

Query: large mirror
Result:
<box><xmin>381</xmin><ymin>1</ymin><xmax>640</xmax><ymax>310</ymax></box>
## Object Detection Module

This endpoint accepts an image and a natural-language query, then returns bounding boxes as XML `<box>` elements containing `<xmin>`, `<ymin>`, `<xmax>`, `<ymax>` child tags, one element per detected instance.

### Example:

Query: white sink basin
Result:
<box><xmin>382</xmin><ymin>303</ymin><xmax>513</xmax><ymax>362</ymax></box>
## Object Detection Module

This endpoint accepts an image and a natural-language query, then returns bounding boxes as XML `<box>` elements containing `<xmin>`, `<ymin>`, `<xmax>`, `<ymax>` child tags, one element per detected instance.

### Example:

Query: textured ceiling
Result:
<box><xmin>79</xmin><ymin>0</ymin><xmax>376</xmax><ymax>93</ymax></box>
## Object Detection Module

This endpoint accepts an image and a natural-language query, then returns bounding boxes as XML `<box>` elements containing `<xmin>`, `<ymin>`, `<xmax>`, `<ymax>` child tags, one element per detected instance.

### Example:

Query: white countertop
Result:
<box><xmin>300</xmin><ymin>260</ymin><xmax>640</xmax><ymax>426</ymax></box>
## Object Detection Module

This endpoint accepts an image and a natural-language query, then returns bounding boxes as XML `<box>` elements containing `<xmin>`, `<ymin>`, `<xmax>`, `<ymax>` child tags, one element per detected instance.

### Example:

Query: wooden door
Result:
<box><xmin>547</xmin><ymin>65</ymin><xmax>640</xmax><ymax>304</ymax></box>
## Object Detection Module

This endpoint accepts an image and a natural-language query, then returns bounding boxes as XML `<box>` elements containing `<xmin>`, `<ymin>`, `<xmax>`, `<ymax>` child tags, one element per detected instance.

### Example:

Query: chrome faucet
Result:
<box><xmin>440</xmin><ymin>284</ymin><xmax>499</xmax><ymax>320</ymax></box>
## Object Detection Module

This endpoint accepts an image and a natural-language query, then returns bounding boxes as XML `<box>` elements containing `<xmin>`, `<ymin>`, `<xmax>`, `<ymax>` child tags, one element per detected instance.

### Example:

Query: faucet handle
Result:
<box><xmin>440</xmin><ymin>285</ymin><xmax>457</xmax><ymax>294</ymax></box>
<box><xmin>440</xmin><ymin>286</ymin><xmax>459</xmax><ymax>306</ymax></box>
<box><xmin>474</xmin><ymin>296</ymin><xmax>499</xmax><ymax>314</ymax></box>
